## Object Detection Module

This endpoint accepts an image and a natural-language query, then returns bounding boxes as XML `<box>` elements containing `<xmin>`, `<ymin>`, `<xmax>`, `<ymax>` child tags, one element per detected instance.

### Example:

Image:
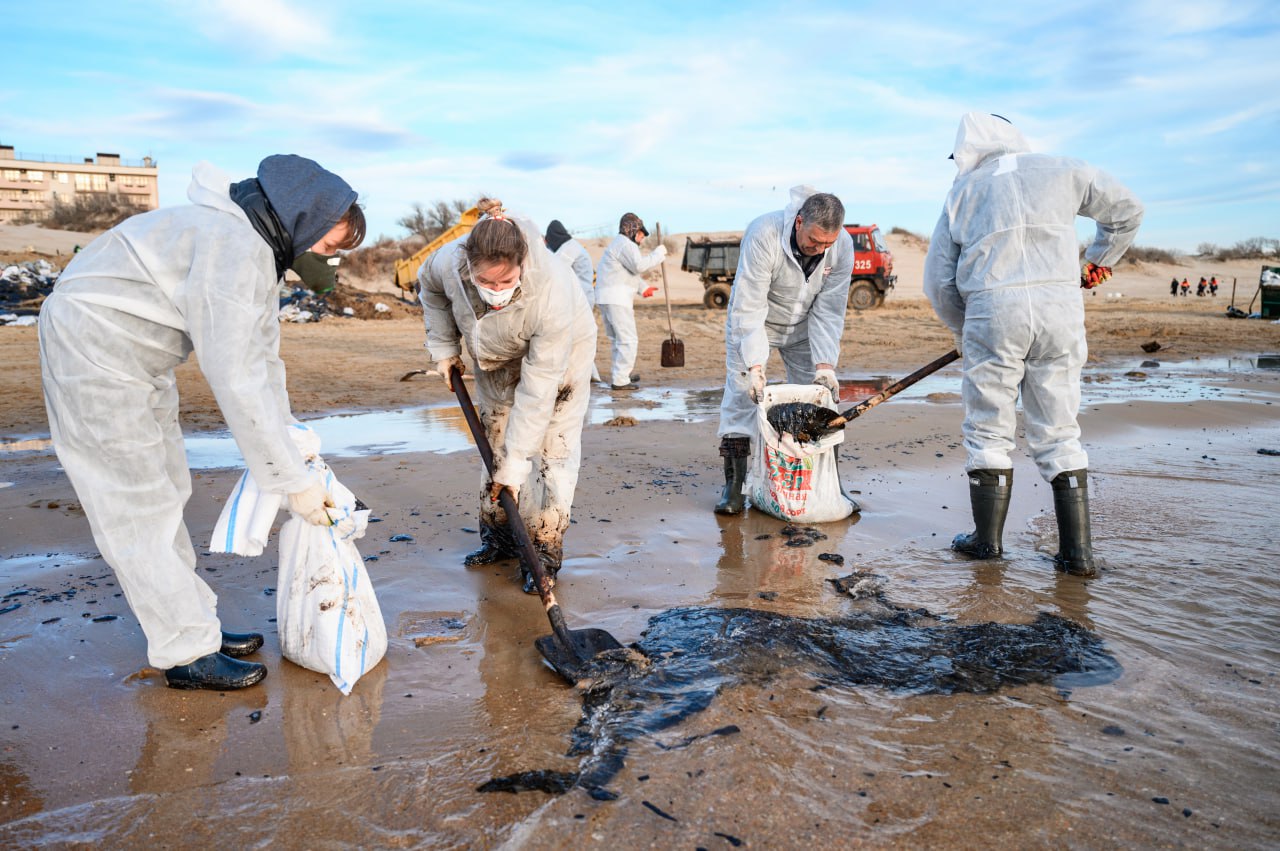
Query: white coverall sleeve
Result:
<box><xmin>1078</xmin><ymin>168</ymin><xmax>1145</xmax><ymax>268</ymax></box>
<box><xmin>726</xmin><ymin>223</ymin><xmax>776</xmax><ymax>369</ymax></box>
<box><xmin>570</xmin><ymin>248</ymin><xmax>594</xmax><ymax>291</ymax></box>
<box><xmin>923</xmin><ymin>209</ymin><xmax>966</xmax><ymax>335</ymax></box>
<box><xmin>418</xmin><ymin>250</ymin><xmax>463</xmax><ymax>361</ymax></box>
<box><xmin>179</xmin><ymin>248</ymin><xmax>309</xmax><ymax>494</ymax></box>
<box><xmin>617</xmin><ymin>241</ymin><xmax>664</xmax><ymax>293</ymax></box>
<box><xmin>493</xmin><ymin>310</ymin><xmax>574</xmax><ymax>487</ymax></box>
<box><xmin>807</xmin><ymin>233</ymin><xmax>854</xmax><ymax>367</ymax></box>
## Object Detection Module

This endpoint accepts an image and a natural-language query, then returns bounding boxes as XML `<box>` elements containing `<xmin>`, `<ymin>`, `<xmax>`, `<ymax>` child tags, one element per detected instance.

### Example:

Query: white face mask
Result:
<box><xmin>468</xmin><ymin>260</ymin><xmax>520</xmax><ymax>309</ymax></box>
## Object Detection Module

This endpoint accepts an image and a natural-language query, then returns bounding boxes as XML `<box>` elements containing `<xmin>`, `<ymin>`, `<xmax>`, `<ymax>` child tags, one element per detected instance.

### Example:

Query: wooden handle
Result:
<box><xmin>828</xmin><ymin>349</ymin><xmax>961</xmax><ymax>427</ymax></box>
<box><xmin>656</xmin><ymin>221</ymin><xmax>675</xmax><ymax>335</ymax></box>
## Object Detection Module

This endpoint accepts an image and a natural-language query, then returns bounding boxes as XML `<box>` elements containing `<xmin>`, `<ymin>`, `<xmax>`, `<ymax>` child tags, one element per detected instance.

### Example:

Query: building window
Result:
<box><xmin>25</xmin><ymin>171</ymin><xmax>44</xmax><ymax>182</ymax></box>
<box><xmin>74</xmin><ymin>173</ymin><xmax>92</xmax><ymax>191</ymax></box>
<box><xmin>58</xmin><ymin>172</ymin><xmax>68</xmax><ymax>183</ymax></box>
<box><xmin>2</xmin><ymin>170</ymin><xmax>19</xmax><ymax>182</ymax></box>
<box><xmin>91</xmin><ymin>174</ymin><xmax>108</xmax><ymax>192</ymax></box>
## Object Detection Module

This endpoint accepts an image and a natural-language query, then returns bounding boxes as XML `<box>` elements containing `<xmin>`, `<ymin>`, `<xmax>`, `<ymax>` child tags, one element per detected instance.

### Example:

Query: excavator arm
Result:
<box><xmin>392</xmin><ymin>206</ymin><xmax>483</xmax><ymax>292</ymax></box>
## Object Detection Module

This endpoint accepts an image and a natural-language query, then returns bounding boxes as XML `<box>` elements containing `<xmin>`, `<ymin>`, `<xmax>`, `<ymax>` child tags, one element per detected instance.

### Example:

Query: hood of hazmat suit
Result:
<box><xmin>724</xmin><ymin>185</ymin><xmax>855</xmax><ymax>371</ymax></box>
<box><xmin>418</xmin><ymin>212</ymin><xmax>596</xmax><ymax>486</ymax></box>
<box><xmin>922</xmin><ymin>112</ymin><xmax>1145</xmax><ymax>333</ymax></box>
<box><xmin>257</xmin><ymin>154</ymin><xmax>357</xmax><ymax>260</ymax></box>
<box><xmin>544</xmin><ymin>219</ymin><xmax>573</xmax><ymax>253</ymax></box>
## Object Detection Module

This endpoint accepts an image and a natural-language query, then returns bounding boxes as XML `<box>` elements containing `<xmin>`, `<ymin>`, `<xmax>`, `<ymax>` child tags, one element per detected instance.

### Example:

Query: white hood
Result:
<box><xmin>950</xmin><ymin>112</ymin><xmax>1031</xmax><ymax>175</ymax></box>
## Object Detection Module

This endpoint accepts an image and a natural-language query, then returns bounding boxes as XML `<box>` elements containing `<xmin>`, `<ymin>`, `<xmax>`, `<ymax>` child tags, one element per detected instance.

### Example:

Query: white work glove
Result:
<box><xmin>288</xmin><ymin>479</ymin><xmax>335</xmax><ymax>526</ymax></box>
<box><xmin>653</xmin><ymin>244</ymin><xmax>668</xmax><ymax>259</ymax></box>
<box><xmin>747</xmin><ymin>365</ymin><xmax>766</xmax><ymax>404</ymax></box>
<box><xmin>812</xmin><ymin>368</ymin><xmax>839</xmax><ymax>397</ymax></box>
<box><xmin>435</xmin><ymin>355</ymin><xmax>465</xmax><ymax>391</ymax></box>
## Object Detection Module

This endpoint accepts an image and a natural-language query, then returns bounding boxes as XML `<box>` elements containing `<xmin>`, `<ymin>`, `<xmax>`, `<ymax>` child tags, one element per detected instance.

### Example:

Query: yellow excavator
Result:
<box><xmin>391</xmin><ymin>206</ymin><xmax>482</xmax><ymax>293</ymax></box>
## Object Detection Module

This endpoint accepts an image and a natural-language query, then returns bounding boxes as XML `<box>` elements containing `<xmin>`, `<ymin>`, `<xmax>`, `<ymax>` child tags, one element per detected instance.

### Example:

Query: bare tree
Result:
<box><xmin>398</xmin><ymin>198</ymin><xmax>475</xmax><ymax>241</ymax></box>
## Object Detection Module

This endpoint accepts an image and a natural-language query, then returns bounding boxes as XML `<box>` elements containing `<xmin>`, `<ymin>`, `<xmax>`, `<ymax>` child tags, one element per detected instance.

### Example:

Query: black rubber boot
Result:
<box><xmin>952</xmin><ymin>468</ymin><xmax>1013</xmax><ymax>559</ymax></box>
<box><xmin>220</xmin><ymin>631</ymin><xmax>264</xmax><ymax>658</ymax></box>
<box><xmin>165</xmin><ymin>652</ymin><xmax>267</xmax><ymax>691</ymax></box>
<box><xmin>714</xmin><ymin>437</ymin><xmax>751</xmax><ymax>515</ymax></box>
<box><xmin>464</xmin><ymin>521</ymin><xmax>516</xmax><ymax>566</ymax></box>
<box><xmin>521</xmin><ymin>544</ymin><xmax>561</xmax><ymax>595</ymax></box>
<box><xmin>1052</xmin><ymin>469</ymin><xmax>1097</xmax><ymax>577</ymax></box>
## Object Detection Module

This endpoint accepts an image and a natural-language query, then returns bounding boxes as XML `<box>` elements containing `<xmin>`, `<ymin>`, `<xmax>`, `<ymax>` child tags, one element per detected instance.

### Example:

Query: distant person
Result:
<box><xmin>1170</xmin><ymin>277</ymin><xmax>1179</xmax><ymax>296</ymax></box>
<box><xmin>1197</xmin><ymin>276</ymin><xmax>1207</xmax><ymax>297</ymax></box>
<box><xmin>1180</xmin><ymin>277</ymin><xmax>1190</xmax><ymax>296</ymax></box>
<box><xmin>594</xmin><ymin>213</ymin><xmax>665</xmax><ymax>391</ymax></box>
<box><xmin>1209</xmin><ymin>276</ymin><xmax>1219</xmax><ymax>296</ymax></box>
<box><xmin>923</xmin><ymin>112</ymin><xmax>1143</xmax><ymax>577</ymax></box>
<box><xmin>714</xmin><ymin>186</ymin><xmax>854</xmax><ymax>515</ymax></box>
<box><xmin>419</xmin><ymin>200</ymin><xmax>595</xmax><ymax>593</ymax></box>
<box><xmin>39</xmin><ymin>155</ymin><xmax>366</xmax><ymax>690</ymax></box>
<box><xmin>545</xmin><ymin>219</ymin><xmax>601</xmax><ymax>383</ymax></box>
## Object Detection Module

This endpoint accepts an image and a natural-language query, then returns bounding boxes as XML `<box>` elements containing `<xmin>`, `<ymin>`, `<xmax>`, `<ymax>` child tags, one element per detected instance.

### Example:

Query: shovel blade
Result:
<box><xmin>535</xmin><ymin>628</ymin><xmax>626</xmax><ymax>682</ymax></box>
<box><xmin>661</xmin><ymin>338</ymin><xmax>685</xmax><ymax>368</ymax></box>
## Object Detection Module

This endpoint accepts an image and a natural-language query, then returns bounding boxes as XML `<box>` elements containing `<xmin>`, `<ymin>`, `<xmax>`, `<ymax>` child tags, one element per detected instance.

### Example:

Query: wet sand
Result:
<box><xmin>2</xmin><ymin>299</ymin><xmax>1280</xmax><ymax>847</ymax></box>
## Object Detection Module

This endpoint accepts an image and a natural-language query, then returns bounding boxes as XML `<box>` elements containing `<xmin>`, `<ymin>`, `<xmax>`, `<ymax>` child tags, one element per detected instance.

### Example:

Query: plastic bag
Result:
<box><xmin>276</xmin><ymin>458</ymin><xmax>387</xmax><ymax>695</ymax></box>
<box><xmin>748</xmin><ymin>383</ymin><xmax>856</xmax><ymax>523</ymax></box>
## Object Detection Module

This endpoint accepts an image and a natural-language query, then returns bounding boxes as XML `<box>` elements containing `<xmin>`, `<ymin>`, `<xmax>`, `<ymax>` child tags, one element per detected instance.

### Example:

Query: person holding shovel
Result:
<box><xmin>594</xmin><ymin>212</ymin><xmax>666</xmax><ymax>391</ymax></box>
<box><xmin>418</xmin><ymin>200</ymin><xmax>596</xmax><ymax>593</ymax></box>
<box><xmin>713</xmin><ymin>186</ymin><xmax>855</xmax><ymax>515</ymax></box>
<box><xmin>923</xmin><ymin>112</ymin><xmax>1143</xmax><ymax>577</ymax></box>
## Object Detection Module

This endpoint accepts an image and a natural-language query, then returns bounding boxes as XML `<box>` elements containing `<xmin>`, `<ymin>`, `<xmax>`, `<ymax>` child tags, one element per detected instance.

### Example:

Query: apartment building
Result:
<box><xmin>0</xmin><ymin>144</ymin><xmax>159</xmax><ymax>223</ymax></box>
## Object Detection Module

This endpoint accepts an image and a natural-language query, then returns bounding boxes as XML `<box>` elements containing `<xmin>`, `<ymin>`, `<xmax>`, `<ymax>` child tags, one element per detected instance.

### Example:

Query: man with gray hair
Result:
<box><xmin>714</xmin><ymin>185</ymin><xmax>855</xmax><ymax>515</ymax></box>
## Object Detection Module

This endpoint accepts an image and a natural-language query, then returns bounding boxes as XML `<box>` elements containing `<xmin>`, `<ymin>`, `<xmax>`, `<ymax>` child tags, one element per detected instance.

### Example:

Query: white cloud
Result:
<box><xmin>198</xmin><ymin>0</ymin><xmax>338</xmax><ymax>57</ymax></box>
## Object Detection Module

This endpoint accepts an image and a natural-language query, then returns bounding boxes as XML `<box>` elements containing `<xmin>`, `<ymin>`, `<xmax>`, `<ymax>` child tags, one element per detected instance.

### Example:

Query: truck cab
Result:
<box><xmin>843</xmin><ymin>224</ymin><xmax>895</xmax><ymax>310</ymax></box>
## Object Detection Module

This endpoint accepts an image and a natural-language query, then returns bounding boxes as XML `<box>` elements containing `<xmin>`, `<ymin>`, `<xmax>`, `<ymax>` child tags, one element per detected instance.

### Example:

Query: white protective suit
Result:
<box><xmin>418</xmin><ymin>214</ymin><xmax>596</xmax><ymax>562</ymax></box>
<box><xmin>554</xmin><ymin>238</ymin><xmax>595</xmax><ymax>306</ymax></box>
<box><xmin>718</xmin><ymin>186</ymin><xmax>855</xmax><ymax>438</ymax></box>
<box><xmin>594</xmin><ymin>234</ymin><xmax>664</xmax><ymax>387</ymax></box>
<box><xmin>923</xmin><ymin>112</ymin><xmax>1144</xmax><ymax>480</ymax></box>
<box><xmin>38</xmin><ymin>162</ymin><xmax>315</xmax><ymax>669</ymax></box>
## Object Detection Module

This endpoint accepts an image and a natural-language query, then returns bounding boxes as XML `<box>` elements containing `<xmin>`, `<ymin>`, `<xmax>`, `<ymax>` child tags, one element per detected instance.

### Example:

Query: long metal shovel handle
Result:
<box><xmin>826</xmin><ymin>349</ymin><xmax>961</xmax><ymax>429</ymax></box>
<box><xmin>449</xmin><ymin>367</ymin><xmax>577</xmax><ymax>641</ymax></box>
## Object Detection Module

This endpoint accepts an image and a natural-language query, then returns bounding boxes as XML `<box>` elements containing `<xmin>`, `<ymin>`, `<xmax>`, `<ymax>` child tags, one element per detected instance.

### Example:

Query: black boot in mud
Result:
<box><xmin>952</xmin><ymin>468</ymin><xmax>1012</xmax><ymax>559</ymax></box>
<box><xmin>165</xmin><ymin>652</ymin><xmax>266</xmax><ymax>691</ymax></box>
<box><xmin>464</xmin><ymin>522</ymin><xmax>516</xmax><ymax>566</ymax></box>
<box><xmin>714</xmin><ymin>437</ymin><xmax>750</xmax><ymax>515</ymax></box>
<box><xmin>1052</xmin><ymin>469</ymin><xmax>1097</xmax><ymax>577</ymax></box>
<box><xmin>219</xmin><ymin>630</ymin><xmax>264</xmax><ymax>658</ymax></box>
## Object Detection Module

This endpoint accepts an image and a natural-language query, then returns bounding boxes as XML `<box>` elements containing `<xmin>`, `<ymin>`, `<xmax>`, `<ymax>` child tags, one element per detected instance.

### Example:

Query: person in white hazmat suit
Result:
<box><xmin>923</xmin><ymin>112</ymin><xmax>1143</xmax><ymax>577</ymax></box>
<box><xmin>419</xmin><ymin>200</ymin><xmax>596</xmax><ymax>594</ymax></box>
<box><xmin>544</xmin><ymin>219</ymin><xmax>601</xmax><ymax>383</ymax></box>
<box><xmin>38</xmin><ymin>155</ymin><xmax>366</xmax><ymax>690</ymax></box>
<box><xmin>714</xmin><ymin>187</ymin><xmax>855</xmax><ymax>515</ymax></box>
<box><xmin>594</xmin><ymin>212</ymin><xmax>666</xmax><ymax>390</ymax></box>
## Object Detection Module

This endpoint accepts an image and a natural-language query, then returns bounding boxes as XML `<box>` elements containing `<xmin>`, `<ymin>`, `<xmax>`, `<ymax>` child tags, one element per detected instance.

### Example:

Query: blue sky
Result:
<box><xmin>5</xmin><ymin>1</ymin><xmax>1278</xmax><ymax>251</ymax></box>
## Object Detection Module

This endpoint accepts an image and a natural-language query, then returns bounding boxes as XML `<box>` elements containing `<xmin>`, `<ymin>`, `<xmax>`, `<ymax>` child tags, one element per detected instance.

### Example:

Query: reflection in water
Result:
<box><xmin>483</xmin><ymin>599</ymin><xmax>1119</xmax><ymax>799</ymax></box>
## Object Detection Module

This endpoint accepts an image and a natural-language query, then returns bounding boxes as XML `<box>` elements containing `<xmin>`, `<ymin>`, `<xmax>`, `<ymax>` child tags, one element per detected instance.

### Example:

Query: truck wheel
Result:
<box><xmin>848</xmin><ymin>281</ymin><xmax>879</xmax><ymax>311</ymax></box>
<box><xmin>703</xmin><ymin>283</ymin><xmax>731</xmax><ymax>309</ymax></box>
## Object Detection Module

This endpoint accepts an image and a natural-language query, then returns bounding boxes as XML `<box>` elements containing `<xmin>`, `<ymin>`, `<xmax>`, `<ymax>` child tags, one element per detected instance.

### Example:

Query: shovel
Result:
<box><xmin>768</xmin><ymin>349</ymin><xmax>961</xmax><ymax>442</ymax></box>
<box><xmin>654</xmin><ymin>222</ymin><xmax>684</xmax><ymax>367</ymax></box>
<box><xmin>449</xmin><ymin>366</ymin><xmax>624</xmax><ymax>681</ymax></box>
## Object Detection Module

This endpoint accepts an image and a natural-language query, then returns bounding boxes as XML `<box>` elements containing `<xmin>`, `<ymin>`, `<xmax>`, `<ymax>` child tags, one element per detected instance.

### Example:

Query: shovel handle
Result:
<box><xmin>449</xmin><ymin>367</ymin><xmax>575</xmax><ymax>639</ymax></box>
<box><xmin>655</xmin><ymin>222</ymin><xmax>675</xmax><ymax>336</ymax></box>
<box><xmin>827</xmin><ymin>349</ymin><xmax>960</xmax><ymax>428</ymax></box>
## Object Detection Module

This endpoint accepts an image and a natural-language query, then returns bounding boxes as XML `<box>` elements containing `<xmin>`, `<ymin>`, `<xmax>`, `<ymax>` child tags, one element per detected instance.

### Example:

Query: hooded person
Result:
<box><xmin>545</xmin><ymin>219</ymin><xmax>601</xmax><ymax>383</ymax></box>
<box><xmin>714</xmin><ymin>186</ymin><xmax>855</xmax><ymax>515</ymax></box>
<box><xmin>418</xmin><ymin>200</ymin><xmax>596</xmax><ymax>593</ymax></box>
<box><xmin>593</xmin><ymin>212</ymin><xmax>666</xmax><ymax>390</ymax></box>
<box><xmin>38</xmin><ymin>154</ymin><xmax>366</xmax><ymax>690</ymax></box>
<box><xmin>923</xmin><ymin>112</ymin><xmax>1144</xmax><ymax>577</ymax></box>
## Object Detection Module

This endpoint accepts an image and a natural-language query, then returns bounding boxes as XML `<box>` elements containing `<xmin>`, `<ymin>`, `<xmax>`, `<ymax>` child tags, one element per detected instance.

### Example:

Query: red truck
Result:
<box><xmin>682</xmin><ymin>223</ymin><xmax>896</xmax><ymax>310</ymax></box>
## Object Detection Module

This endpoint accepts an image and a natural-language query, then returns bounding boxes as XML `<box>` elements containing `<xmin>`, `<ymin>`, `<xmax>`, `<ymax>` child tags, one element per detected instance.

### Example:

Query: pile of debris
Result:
<box><xmin>277</xmin><ymin>283</ymin><xmax>411</xmax><ymax>323</ymax></box>
<box><xmin>1</xmin><ymin>260</ymin><xmax>60</xmax><ymax>322</ymax></box>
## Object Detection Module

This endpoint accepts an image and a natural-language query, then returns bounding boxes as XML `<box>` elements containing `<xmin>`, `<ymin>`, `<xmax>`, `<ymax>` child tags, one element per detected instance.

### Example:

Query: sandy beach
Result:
<box><xmin>2</xmin><ymin>228</ymin><xmax>1279</xmax><ymax>847</ymax></box>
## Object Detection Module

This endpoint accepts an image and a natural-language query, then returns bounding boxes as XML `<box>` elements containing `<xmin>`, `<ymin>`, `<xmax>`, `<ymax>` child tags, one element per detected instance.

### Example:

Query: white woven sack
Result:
<box><xmin>277</xmin><ymin>459</ymin><xmax>387</xmax><ymax>695</ymax></box>
<box><xmin>748</xmin><ymin>383</ymin><xmax>855</xmax><ymax>523</ymax></box>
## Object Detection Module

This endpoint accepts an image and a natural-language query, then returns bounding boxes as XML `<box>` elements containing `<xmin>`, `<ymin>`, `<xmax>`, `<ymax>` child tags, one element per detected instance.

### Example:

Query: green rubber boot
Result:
<box><xmin>1052</xmin><ymin>469</ymin><xmax>1097</xmax><ymax>577</ymax></box>
<box><xmin>952</xmin><ymin>468</ymin><xmax>1013</xmax><ymax>559</ymax></box>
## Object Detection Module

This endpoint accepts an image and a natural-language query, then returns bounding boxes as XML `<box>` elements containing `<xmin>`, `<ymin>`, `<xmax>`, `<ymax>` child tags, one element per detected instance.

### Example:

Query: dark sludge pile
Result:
<box><xmin>480</xmin><ymin>601</ymin><xmax>1121</xmax><ymax>800</ymax></box>
<box><xmin>765</xmin><ymin>401</ymin><xmax>841</xmax><ymax>443</ymax></box>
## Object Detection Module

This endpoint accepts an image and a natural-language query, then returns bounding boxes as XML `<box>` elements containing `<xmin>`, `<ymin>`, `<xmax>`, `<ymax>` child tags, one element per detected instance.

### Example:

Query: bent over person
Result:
<box><xmin>39</xmin><ymin>155</ymin><xmax>365</xmax><ymax>690</ymax></box>
<box><xmin>714</xmin><ymin>186</ymin><xmax>854</xmax><ymax>515</ymax></box>
<box><xmin>923</xmin><ymin>112</ymin><xmax>1143</xmax><ymax>576</ymax></box>
<box><xmin>419</xmin><ymin>200</ymin><xmax>596</xmax><ymax>593</ymax></box>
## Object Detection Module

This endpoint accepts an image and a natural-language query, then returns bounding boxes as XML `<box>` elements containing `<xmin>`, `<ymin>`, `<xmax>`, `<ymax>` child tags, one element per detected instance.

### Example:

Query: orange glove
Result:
<box><xmin>1081</xmin><ymin>262</ymin><xmax>1112</xmax><ymax>289</ymax></box>
<box><xmin>642</xmin><ymin>286</ymin><xmax>658</xmax><ymax>298</ymax></box>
